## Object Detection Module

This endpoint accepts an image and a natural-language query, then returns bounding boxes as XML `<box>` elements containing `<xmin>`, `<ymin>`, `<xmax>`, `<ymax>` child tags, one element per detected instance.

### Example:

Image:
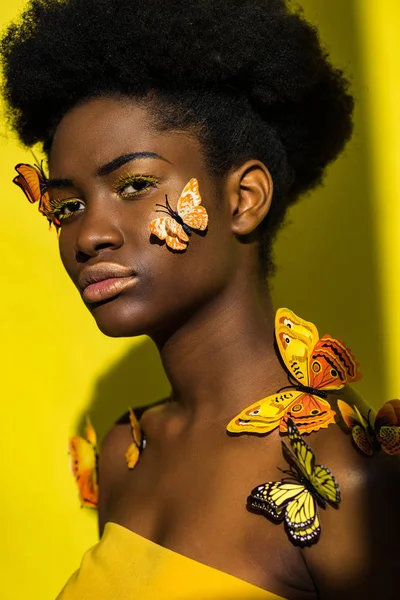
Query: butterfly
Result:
<box><xmin>68</xmin><ymin>417</ymin><xmax>99</xmax><ymax>509</ymax></box>
<box><xmin>125</xmin><ymin>407</ymin><xmax>146</xmax><ymax>469</ymax></box>
<box><xmin>247</xmin><ymin>418</ymin><xmax>341</xmax><ymax>546</ymax></box>
<box><xmin>227</xmin><ymin>308</ymin><xmax>361</xmax><ymax>436</ymax></box>
<box><xmin>13</xmin><ymin>163</ymin><xmax>58</xmax><ymax>230</ymax></box>
<box><xmin>149</xmin><ymin>178</ymin><xmax>208</xmax><ymax>251</ymax></box>
<box><xmin>337</xmin><ymin>399</ymin><xmax>400</xmax><ymax>456</ymax></box>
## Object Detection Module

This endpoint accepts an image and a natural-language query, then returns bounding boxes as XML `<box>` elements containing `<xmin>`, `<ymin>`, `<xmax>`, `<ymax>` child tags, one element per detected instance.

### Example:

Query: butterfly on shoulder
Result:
<box><xmin>227</xmin><ymin>307</ymin><xmax>361</xmax><ymax>436</ymax></box>
<box><xmin>68</xmin><ymin>417</ymin><xmax>99</xmax><ymax>509</ymax></box>
<box><xmin>337</xmin><ymin>399</ymin><xmax>400</xmax><ymax>456</ymax></box>
<box><xmin>247</xmin><ymin>418</ymin><xmax>341</xmax><ymax>547</ymax></box>
<box><xmin>149</xmin><ymin>178</ymin><xmax>208</xmax><ymax>251</ymax></box>
<box><xmin>125</xmin><ymin>407</ymin><xmax>146</xmax><ymax>469</ymax></box>
<box><xmin>13</xmin><ymin>162</ymin><xmax>58</xmax><ymax>230</ymax></box>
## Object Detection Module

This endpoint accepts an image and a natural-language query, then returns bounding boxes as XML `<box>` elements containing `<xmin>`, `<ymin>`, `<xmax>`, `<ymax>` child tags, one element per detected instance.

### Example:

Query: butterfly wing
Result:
<box><xmin>68</xmin><ymin>417</ymin><xmax>98</xmax><ymax>508</ymax></box>
<box><xmin>248</xmin><ymin>481</ymin><xmax>321</xmax><ymax>546</ymax></box>
<box><xmin>284</xmin><ymin>419</ymin><xmax>341</xmax><ymax>506</ymax></box>
<box><xmin>248</xmin><ymin>481</ymin><xmax>304</xmax><ymax>521</ymax></box>
<box><xmin>13</xmin><ymin>163</ymin><xmax>51</xmax><ymax>214</ymax></box>
<box><xmin>276</xmin><ymin>308</ymin><xmax>320</xmax><ymax>386</ymax></box>
<box><xmin>375</xmin><ymin>399</ymin><xmax>400</xmax><ymax>455</ymax></box>
<box><xmin>279</xmin><ymin>392</ymin><xmax>336</xmax><ymax>434</ymax></box>
<box><xmin>226</xmin><ymin>390</ymin><xmax>302</xmax><ymax>434</ymax></box>
<box><xmin>177</xmin><ymin>178</ymin><xmax>208</xmax><ymax>231</ymax></box>
<box><xmin>309</xmin><ymin>336</ymin><xmax>361</xmax><ymax>391</ymax></box>
<box><xmin>337</xmin><ymin>400</ymin><xmax>375</xmax><ymax>456</ymax></box>
<box><xmin>284</xmin><ymin>489</ymin><xmax>321</xmax><ymax>545</ymax></box>
<box><xmin>149</xmin><ymin>216</ymin><xmax>189</xmax><ymax>250</ymax></box>
<box><xmin>125</xmin><ymin>408</ymin><xmax>143</xmax><ymax>469</ymax></box>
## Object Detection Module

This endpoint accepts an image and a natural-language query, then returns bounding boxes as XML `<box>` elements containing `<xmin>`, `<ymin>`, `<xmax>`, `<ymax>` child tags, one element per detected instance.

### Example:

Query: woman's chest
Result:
<box><xmin>99</xmin><ymin>428</ymin><xmax>315</xmax><ymax>599</ymax></box>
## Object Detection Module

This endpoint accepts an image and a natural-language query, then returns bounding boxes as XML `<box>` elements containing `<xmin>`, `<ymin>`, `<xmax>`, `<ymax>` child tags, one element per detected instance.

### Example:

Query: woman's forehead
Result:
<box><xmin>49</xmin><ymin>96</ymin><xmax>204</xmax><ymax>177</ymax></box>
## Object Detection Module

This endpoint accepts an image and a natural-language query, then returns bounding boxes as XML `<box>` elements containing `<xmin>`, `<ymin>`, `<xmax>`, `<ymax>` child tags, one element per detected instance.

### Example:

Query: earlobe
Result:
<box><xmin>227</xmin><ymin>161</ymin><xmax>273</xmax><ymax>236</ymax></box>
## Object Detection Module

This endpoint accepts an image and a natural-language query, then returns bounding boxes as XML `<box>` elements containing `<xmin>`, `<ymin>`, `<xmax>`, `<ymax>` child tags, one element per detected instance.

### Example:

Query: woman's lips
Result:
<box><xmin>82</xmin><ymin>276</ymin><xmax>137</xmax><ymax>303</ymax></box>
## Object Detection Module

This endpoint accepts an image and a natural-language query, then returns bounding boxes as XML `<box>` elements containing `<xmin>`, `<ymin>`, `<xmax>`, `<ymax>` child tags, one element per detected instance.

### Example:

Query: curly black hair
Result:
<box><xmin>0</xmin><ymin>0</ymin><xmax>353</xmax><ymax>273</ymax></box>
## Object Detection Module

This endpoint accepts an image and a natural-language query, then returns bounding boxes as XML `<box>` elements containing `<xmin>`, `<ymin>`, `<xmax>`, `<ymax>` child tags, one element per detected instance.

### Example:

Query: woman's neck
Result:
<box><xmin>152</xmin><ymin>277</ymin><xmax>287</xmax><ymax>426</ymax></box>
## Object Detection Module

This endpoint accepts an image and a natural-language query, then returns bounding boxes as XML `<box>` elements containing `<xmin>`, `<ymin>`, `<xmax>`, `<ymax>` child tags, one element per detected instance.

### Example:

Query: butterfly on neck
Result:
<box><xmin>227</xmin><ymin>308</ymin><xmax>361</xmax><ymax>436</ymax></box>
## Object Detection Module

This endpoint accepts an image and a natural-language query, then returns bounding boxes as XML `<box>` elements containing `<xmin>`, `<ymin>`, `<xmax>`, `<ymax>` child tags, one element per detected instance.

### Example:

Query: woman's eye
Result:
<box><xmin>117</xmin><ymin>175</ymin><xmax>159</xmax><ymax>197</ymax></box>
<box><xmin>48</xmin><ymin>199</ymin><xmax>85</xmax><ymax>222</ymax></box>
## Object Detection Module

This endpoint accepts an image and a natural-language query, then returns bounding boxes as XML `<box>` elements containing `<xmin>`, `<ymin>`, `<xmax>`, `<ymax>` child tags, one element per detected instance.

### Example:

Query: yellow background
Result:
<box><xmin>1</xmin><ymin>1</ymin><xmax>398</xmax><ymax>598</ymax></box>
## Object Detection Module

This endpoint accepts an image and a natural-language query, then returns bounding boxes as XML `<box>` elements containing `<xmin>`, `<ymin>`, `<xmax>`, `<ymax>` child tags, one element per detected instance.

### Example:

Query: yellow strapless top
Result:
<box><xmin>56</xmin><ymin>522</ymin><xmax>285</xmax><ymax>599</ymax></box>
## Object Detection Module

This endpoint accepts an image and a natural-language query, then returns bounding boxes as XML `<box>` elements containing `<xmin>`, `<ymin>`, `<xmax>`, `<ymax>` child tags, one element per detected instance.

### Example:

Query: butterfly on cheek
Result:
<box><xmin>227</xmin><ymin>308</ymin><xmax>361</xmax><ymax>436</ymax></box>
<box><xmin>68</xmin><ymin>417</ymin><xmax>99</xmax><ymax>509</ymax></box>
<box><xmin>337</xmin><ymin>399</ymin><xmax>400</xmax><ymax>456</ymax></box>
<box><xmin>247</xmin><ymin>419</ymin><xmax>341</xmax><ymax>547</ymax></box>
<box><xmin>149</xmin><ymin>178</ymin><xmax>208</xmax><ymax>251</ymax></box>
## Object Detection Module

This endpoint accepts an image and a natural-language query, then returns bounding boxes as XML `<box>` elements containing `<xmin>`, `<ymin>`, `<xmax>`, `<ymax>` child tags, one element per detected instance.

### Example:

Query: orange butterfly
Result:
<box><xmin>337</xmin><ymin>399</ymin><xmax>400</xmax><ymax>456</ymax></box>
<box><xmin>227</xmin><ymin>308</ymin><xmax>361</xmax><ymax>436</ymax></box>
<box><xmin>68</xmin><ymin>417</ymin><xmax>99</xmax><ymax>509</ymax></box>
<box><xmin>13</xmin><ymin>163</ymin><xmax>58</xmax><ymax>229</ymax></box>
<box><xmin>149</xmin><ymin>178</ymin><xmax>208</xmax><ymax>250</ymax></box>
<box><xmin>125</xmin><ymin>408</ymin><xmax>145</xmax><ymax>469</ymax></box>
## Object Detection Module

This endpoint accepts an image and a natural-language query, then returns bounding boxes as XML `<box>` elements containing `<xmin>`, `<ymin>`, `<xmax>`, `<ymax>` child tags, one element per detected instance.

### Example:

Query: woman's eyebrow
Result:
<box><xmin>46</xmin><ymin>151</ymin><xmax>171</xmax><ymax>189</ymax></box>
<box><xmin>96</xmin><ymin>151</ymin><xmax>171</xmax><ymax>176</ymax></box>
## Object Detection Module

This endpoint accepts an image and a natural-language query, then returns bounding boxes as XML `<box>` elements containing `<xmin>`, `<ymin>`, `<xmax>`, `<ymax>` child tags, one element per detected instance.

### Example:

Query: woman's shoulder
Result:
<box><xmin>302</xmin><ymin>386</ymin><xmax>400</xmax><ymax>598</ymax></box>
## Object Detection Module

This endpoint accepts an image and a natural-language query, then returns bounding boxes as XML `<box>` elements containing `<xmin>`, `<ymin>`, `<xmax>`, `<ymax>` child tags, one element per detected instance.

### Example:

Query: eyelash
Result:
<box><xmin>46</xmin><ymin>174</ymin><xmax>159</xmax><ymax>225</ymax></box>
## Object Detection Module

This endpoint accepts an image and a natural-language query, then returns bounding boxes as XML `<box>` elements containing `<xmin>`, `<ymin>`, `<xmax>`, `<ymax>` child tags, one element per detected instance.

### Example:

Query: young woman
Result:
<box><xmin>2</xmin><ymin>0</ymin><xmax>399</xmax><ymax>598</ymax></box>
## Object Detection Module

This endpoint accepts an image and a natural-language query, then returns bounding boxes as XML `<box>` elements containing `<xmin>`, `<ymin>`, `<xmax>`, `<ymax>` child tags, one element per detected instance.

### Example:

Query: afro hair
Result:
<box><xmin>0</xmin><ymin>0</ymin><xmax>354</xmax><ymax>273</ymax></box>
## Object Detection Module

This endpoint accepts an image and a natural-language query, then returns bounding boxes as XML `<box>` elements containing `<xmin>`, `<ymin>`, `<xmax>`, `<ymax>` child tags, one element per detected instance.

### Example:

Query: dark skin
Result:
<box><xmin>49</xmin><ymin>96</ymin><xmax>400</xmax><ymax>599</ymax></box>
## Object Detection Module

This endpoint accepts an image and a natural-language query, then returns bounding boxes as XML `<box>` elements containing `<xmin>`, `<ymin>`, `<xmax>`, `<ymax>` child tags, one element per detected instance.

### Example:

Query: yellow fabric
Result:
<box><xmin>56</xmin><ymin>522</ymin><xmax>285</xmax><ymax>600</ymax></box>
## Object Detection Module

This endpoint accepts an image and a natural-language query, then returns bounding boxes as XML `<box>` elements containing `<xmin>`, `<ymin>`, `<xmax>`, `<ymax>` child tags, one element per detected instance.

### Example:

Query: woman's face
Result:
<box><xmin>49</xmin><ymin>96</ymin><xmax>239</xmax><ymax>339</ymax></box>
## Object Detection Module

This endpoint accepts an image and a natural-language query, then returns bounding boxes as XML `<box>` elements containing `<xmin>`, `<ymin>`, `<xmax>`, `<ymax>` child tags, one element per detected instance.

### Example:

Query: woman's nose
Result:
<box><xmin>73</xmin><ymin>203</ymin><xmax>125</xmax><ymax>258</ymax></box>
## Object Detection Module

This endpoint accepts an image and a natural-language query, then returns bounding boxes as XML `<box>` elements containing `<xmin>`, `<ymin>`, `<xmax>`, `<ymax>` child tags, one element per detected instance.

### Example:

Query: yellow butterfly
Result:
<box><xmin>337</xmin><ymin>399</ymin><xmax>400</xmax><ymax>456</ymax></box>
<box><xmin>125</xmin><ymin>407</ymin><xmax>145</xmax><ymax>469</ymax></box>
<box><xmin>68</xmin><ymin>417</ymin><xmax>99</xmax><ymax>509</ymax></box>
<box><xmin>227</xmin><ymin>308</ymin><xmax>361</xmax><ymax>436</ymax></box>
<box><xmin>247</xmin><ymin>418</ymin><xmax>340</xmax><ymax>546</ymax></box>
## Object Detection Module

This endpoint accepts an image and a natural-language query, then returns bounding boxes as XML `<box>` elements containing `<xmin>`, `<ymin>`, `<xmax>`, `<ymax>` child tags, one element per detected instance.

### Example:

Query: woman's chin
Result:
<box><xmin>86</xmin><ymin>297</ymin><xmax>150</xmax><ymax>338</ymax></box>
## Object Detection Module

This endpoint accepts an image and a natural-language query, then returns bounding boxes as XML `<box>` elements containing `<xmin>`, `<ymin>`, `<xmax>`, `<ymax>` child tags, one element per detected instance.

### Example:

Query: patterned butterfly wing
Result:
<box><xmin>337</xmin><ymin>400</ymin><xmax>375</xmax><ymax>456</ymax></box>
<box><xmin>149</xmin><ymin>217</ymin><xmax>189</xmax><ymax>250</ymax></box>
<box><xmin>248</xmin><ymin>481</ymin><xmax>320</xmax><ymax>546</ymax></box>
<box><xmin>68</xmin><ymin>417</ymin><xmax>98</xmax><ymax>508</ymax></box>
<box><xmin>279</xmin><ymin>392</ymin><xmax>336</xmax><ymax>435</ymax></box>
<box><xmin>276</xmin><ymin>308</ymin><xmax>320</xmax><ymax>386</ymax></box>
<box><xmin>375</xmin><ymin>399</ymin><xmax>400</xmax><ymax>455</ymax></box>
<box><xmin>226</xmin><ymin>390</ymin><xmax>302</xmax><ymax>434</ymax></box>
<box><xmin>285</xmin><ymin>419</ymin><xmax>340</xmax><ymax>506</ymax></box>
<box><xmin>13</xmin><ymin>163</ymin><xmax>51</xmax><ymax>215</ymax></box>
<box><xmin>248</xmin><ymin>481</ymin><xmax>304</xmax><ymax>521</ymax></box>
<box><xmin>309</xmin><ymin>335</ymin><xmax>361</xmax><ymax>391</ymax></box>
<box><xmin>125</xmin><ymin>408</ymin><xmax>143</xmax><ymax>469</ymax></box>
<box><xmin>177</xmin><ymin>178</ymin><xmax>208</xmax><ymax>231</ymax></box>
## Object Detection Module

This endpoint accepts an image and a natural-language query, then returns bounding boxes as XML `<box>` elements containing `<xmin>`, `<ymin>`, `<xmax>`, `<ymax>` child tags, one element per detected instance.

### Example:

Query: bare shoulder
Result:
<box><xmin>303</xmin><ymin>387</ymin><xmax>400</xmax><ymax>599</ymax></box>
<box><xmin>97</xmin><ymin>399</ymin><xmax>169</xmax><ymax>529</ymax></box>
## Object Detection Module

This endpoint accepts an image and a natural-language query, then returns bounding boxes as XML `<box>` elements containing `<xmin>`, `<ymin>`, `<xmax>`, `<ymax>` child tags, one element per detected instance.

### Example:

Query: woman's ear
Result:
<box><xmin>226</xmin><ymin>160</ymin><xmax>273</xmax><ymax>236</ymax></box>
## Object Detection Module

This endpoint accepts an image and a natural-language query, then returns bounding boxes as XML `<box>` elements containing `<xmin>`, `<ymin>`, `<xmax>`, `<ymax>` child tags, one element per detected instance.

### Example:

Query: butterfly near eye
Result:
<box><xmin>68</xmin><ymin>417</ymin><xmax>99</xmax><ymax>509</ymax></box>
<box><xmin>125</xmin><ymin>407</ymin><xmax>146</xmax><ymax>469</ymax></box>
<box><xmin>337</xmin><ymin>399</ymin><xmax>400</xmax><ymax>456</ymax></box>
<box><xmin>227</xmin><ymin>308</ymin><xmax>361</xmax><ymax>436</ymax></box>
<box><xmin>13</xmin><ymin>163</ymin><xmax>58</xmax><ymax>229</ymax></box>
<box><xmin>149</xmin><ymin>178</ymin><xmax>208</xmax><ymax>251</ymax></box>
<box><xmin>247</xmin><ymin>418</ymin><xmax>341</xmax><ymax>546</ymax></box>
